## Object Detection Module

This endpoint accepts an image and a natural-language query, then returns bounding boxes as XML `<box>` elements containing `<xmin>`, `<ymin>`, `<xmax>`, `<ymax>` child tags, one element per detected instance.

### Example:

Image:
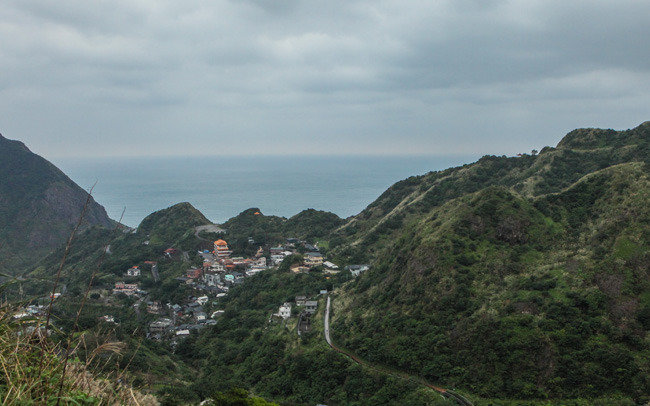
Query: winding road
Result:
<box><xmin>194</xmin><ymin>224</ymin><xmax>226</xmax><ymax>241</ymax></box>
<box><xmin>324</xmin><ymin>296</ymin><xmax>473</xmax><ymax>406</ymax></box>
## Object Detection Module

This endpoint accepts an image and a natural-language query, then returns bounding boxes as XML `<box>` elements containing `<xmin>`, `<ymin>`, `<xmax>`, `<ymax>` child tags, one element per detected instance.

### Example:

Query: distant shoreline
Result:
<box><xmin>54</xmin><ymin>155</ymin><xmax>478</xmax><ymax>227</ymax></box>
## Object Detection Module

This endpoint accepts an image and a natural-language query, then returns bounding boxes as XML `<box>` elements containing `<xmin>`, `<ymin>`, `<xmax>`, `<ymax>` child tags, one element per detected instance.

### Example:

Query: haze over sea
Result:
<box><xmin>54</xmin><ymin>155</ymin><xmax>478</xmax><ymax>228</ymax></box>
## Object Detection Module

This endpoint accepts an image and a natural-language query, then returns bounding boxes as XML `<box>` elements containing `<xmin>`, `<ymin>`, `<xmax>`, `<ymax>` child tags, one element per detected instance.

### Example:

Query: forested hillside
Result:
<box><xmin>331</xmin><ymin>125</ymin><xmax>650</xmax><ymax>402</ymax></box>
<box><xmin>330</xmin><ymin>122</ymin><xmax>650</xmax><ymax>263</ymax></box>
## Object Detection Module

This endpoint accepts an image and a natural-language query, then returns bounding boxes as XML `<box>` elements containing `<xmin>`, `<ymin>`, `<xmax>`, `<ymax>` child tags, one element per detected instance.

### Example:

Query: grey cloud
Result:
<box><xmin>0</xmin><ymin>0</ymin><xmax>648</xmax><ymax>158</ymax></box>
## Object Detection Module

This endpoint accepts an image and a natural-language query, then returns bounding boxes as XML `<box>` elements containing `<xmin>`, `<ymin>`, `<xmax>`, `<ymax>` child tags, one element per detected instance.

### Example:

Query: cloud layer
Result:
<box><xmin>1</xmin><ymin>0</ymin><xmax>649</xmax><ymax>157</ymax></box>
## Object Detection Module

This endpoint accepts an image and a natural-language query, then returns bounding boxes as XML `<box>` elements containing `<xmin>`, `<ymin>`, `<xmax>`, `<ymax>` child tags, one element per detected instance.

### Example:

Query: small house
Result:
<box><xmin>99</xmin><ymin>315</ymin><xmax>116</xmax><ymax>323</ymax></box>
<box><xmin>186</xmin><ymin>268</ymin><xmax>202</xmax><ymax>279</ymax></box>
<box><xmin>125</xmin><ymin>266</ymin><xmax>141</xmax><ymax>277</ymax></box>
<box><xmin>304</xmin><ymin>301</ymin><xmax>318</xmax><ymax>315</ymax></box>
<box><xmin>149</xmin><ymin>318</ymin><xmax>173</xmax><ymax>333</ymax></box>
<box><xmin>278</xmin><ymin>303</ymin><xmax>291</xmax><ymax>319</ymax></box>
<box><xmin>345</xmin><ymin>264</ymin><xmax>370</xmax><ymax>277</ymax></box>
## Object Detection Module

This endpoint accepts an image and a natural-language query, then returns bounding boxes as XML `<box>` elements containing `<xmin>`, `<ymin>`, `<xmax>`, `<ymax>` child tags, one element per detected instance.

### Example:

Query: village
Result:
<box><xmin>12</xmin><ymin>231</ymin><xmax>370</xmax><ymax>346</ymax></box>
<box><xmin>104</xmin><ymin>236</ymin><xmax>369</xmax><ymax>344</ymax></box>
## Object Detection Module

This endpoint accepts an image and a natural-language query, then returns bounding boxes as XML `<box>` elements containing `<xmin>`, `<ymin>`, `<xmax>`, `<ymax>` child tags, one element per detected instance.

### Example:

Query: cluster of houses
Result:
<box><xmin>106</xmin><ymin>235</ymin><xmax>371</xmax><ymax>342</ymax></box>
<box><xmin>269</xmin><ymin>240</ymin><xmax>341</xmax><ymax>274</ymax></box>
<box><xmin>146</xmin><ymin>296</ymin><xmax>221</xmax><ymax>342</ymax></box>
<box><xmin>274</xmin><ymin>295</ymin><xmax>319</xmax><ymax>320</ymax></box>
<box><xmin>113</xmin><ymin>281</ymin><xmax>145</xmax><ymax>296</ymax></box>
<box><xmin>13</xmin><ymin>304</ymin><xmax>46</xmax><ymax>320</ymax></box>
<box><xmin>172</xmin><ymin>239</ymin><xmax>268</xmax><ymax>296</ymax></box>
<box><xmin>112</xmin><ymin>261</ymin><xmax>162</xmax><ymax>297</ymax></box>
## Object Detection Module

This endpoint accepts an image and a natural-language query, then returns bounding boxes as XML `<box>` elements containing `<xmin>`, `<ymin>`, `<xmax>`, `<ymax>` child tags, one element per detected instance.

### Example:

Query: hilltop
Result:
<box><xmin>0</xmin><ymin>133</ymin><xmax>113</xmax><ymax>271</ymax></box>
<box><xmin>138</xmin><ymin>202</ymin><xmax>212</xmax><ymax>243</ymax></box>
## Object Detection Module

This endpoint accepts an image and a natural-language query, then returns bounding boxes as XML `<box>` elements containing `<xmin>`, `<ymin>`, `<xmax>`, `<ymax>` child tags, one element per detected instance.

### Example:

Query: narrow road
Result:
<box><xmin>151</xmin><ymin>264</ymin><xmax>160</xmax><ymax>282</ymax></box>
<box><xmin>324</xmin><ymin>296</ymin><xmax>473</xmax><ymax>406</ymax></box>
<box><xmin>194</xmin><ymin>224</ymin><xmax>226</xmax><ymax>241</ymax></box>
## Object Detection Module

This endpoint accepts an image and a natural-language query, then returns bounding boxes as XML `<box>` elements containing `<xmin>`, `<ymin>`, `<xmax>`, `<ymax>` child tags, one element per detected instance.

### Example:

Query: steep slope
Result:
<box><xmin>138</xmin><ymin>202</ymin><xmax>211</xmax><ymax>243</ymax></box>
<box><xmin>331</xmin><ymin>121</ymin><xmax>650</xmax><ymax>262</ymax></box>
<box><xmin>0</xmin><ymin>133</ymin><xmax>113</xmax><ymax>271</ymax></box>
<box><xmin>333</xmin><ymin>161</ymin><xmax>650</xmax><ymax>401</ymax></box>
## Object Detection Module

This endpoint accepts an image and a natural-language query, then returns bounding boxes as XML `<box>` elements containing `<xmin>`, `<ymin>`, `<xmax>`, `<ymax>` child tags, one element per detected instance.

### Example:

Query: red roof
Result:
<box><xmin>214</xmin><ymin>239</ymin><xmax>228</xmax><ymax>246</ymax></box>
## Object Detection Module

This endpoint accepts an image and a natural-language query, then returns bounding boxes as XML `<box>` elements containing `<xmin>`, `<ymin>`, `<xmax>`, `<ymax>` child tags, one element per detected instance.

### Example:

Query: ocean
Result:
<box><xmin>53</xmin><ymin>155</ymin><xmax>478</xmax><ymax>228</ymax></box>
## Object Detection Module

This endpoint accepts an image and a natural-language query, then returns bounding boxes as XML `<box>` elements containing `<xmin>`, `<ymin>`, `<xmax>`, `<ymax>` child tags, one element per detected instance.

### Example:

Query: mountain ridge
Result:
<box><xmin>0</xmin><ymin>132</ymin><xmax>114</xmax><ymax>271</ymax></box>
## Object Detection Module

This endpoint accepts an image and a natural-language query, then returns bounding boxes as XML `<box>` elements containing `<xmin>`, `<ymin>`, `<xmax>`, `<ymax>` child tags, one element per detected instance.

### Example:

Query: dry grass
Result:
<box><xmin>0</xmin><ymin>187</ymin><xmax>158</xmax><ymax>405</ymax></box>
<box><xmin>0</xmin><ymin>305</ymin><xmax>158</xmax><ymax>405</ymax></box>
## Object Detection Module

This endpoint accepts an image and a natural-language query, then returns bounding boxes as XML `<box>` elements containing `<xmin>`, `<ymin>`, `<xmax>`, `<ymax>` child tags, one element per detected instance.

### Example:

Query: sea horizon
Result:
<box><xmin>52</xmin><ymin>154</ymin><xmax>480</xmax><ymax>228</ymax></box>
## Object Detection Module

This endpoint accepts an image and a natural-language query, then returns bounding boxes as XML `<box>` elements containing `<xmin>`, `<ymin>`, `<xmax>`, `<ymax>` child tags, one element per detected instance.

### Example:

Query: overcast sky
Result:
<box><xmin>1</xmin><ymin>0</ymin><xmax>649</xmax><ymax>158</ymax></box>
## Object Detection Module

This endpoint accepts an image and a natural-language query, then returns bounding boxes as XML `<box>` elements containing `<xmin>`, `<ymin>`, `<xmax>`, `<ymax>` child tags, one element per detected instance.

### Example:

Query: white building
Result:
<box><xmin>278</xmin><ymin>303</ymin><xmax>292</xmax><ymax>319</ymax></box>
<box><xmin>323</xmin><ymin>261</ymin><xmax>339</xmax><ymax>269</ymax></box>
<box><xmin>346</xmin><ymin>264</ymin><xmax>370</xmax><ymax>277</ymax></box>
<box><xmin>126</xmin><ymin>266</ymin><xmax>141</xmax><ymax>277</ymax></box>
<box><xmin>271</xmin><ymin>254</ymin><xmax>286</xmax><ymax>266</ymax></box>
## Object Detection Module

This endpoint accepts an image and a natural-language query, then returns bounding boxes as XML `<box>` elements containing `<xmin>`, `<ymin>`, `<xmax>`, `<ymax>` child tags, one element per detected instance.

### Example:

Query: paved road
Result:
<box><xmin>194</xmin><ymin>224</ymin><xmax>226</xmax><ymax>241</ymax></box>
<box><xmin>324</xmin><ymin>296</ymin><xmax>333</xmax><ymax>346</ymax></box>
<box><xmin>324</xmin><ymin>296</ymin><xmax>473</xmax><ymax>406</ymax></box>
<box><xmin>151</xmin><ymin>264</ymin><xmax>160</xmax><ymax>282</ymax></box>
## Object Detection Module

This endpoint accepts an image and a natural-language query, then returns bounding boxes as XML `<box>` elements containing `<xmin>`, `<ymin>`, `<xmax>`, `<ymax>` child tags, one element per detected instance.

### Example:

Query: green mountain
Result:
<box><xmin>330</xmin><ymin>124</ymin><xmax>650</xmax><ymax>401</ymax></box>
<box><xmin>217</xmin><ymin>207</ymin><xmax>343</xmax><ymax>256</ymax></box>
<box><xmin>283</xmin><ymin>208</ymin><xmax>346</xmax><ymax>241</ymax></box>
<box><xmin>0</xmin><ymin>133</ymin><xmax>113</xmax><ymax>271</ymax></box>
<box><xmin>138</xmin><ymin>201</ymin><xmax>211</xmax><ymax>244</ymax></box>
<box><xmin>27</xmin><ymin>202</ymin><xmax>211</xmax><ymax>293</ymax></box>
<box><xmin>331</xmin><ymin>122</ymin><xmax>650</xmax><ymax>263</ymax></box>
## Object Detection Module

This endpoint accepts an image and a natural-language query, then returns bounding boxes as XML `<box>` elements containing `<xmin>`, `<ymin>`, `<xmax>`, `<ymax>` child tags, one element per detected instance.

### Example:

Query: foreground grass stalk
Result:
<box><xmin>54</xmin><ymin>207</ymin><xmax>126</xmax><ymax>405</ymax></box>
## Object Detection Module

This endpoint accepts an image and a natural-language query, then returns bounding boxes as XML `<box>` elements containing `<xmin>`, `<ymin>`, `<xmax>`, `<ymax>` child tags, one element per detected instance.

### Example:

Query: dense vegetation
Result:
<box><xmin>330</xmin><ymin>122</ymin><xmax>650</xmax><ymax>264</ymax></box>
<box><xmin>220</xmin><ymin>207</ymin><xmax>343</xmax><ymax>257</ymax></box>
<box><xmin>172</xmin><ymin>263</ymin><xmax>447</xmax><ymax>405</ymax></box>
<box><xmin>331</xmin><ymin>125</ymin><xmax>650</xmax><ymax>403</ymax></box>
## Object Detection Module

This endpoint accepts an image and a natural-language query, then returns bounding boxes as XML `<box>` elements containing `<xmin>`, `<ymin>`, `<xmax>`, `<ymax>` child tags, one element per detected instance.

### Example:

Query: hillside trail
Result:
<box><xmin>324</xmin><ymin>296</ymin><xmax>473</xmax><ymax>406</ymax></box>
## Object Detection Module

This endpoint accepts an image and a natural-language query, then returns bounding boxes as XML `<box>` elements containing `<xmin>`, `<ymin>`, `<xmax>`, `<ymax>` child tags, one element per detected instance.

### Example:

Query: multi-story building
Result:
<box><xmin>304</xmin><ymin>252</ymin><xmax>324</xmax><ymax>267</ymax></box>
<box><xmin>214</xmin><ymin>239</ymin><xmax>232</xmax><ymax>259</ymax></box>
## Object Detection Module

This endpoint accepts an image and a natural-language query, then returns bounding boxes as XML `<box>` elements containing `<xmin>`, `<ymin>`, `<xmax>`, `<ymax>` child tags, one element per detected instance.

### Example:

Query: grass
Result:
<box><xmin>0</xmin><ymin>296</ymin><xmax>158</xmax><ymax>405</ymax></box>
<box><xmin>0</xmin><ymin>189</ymin><xmax>158</xmax><ymax>405</ymax></box>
